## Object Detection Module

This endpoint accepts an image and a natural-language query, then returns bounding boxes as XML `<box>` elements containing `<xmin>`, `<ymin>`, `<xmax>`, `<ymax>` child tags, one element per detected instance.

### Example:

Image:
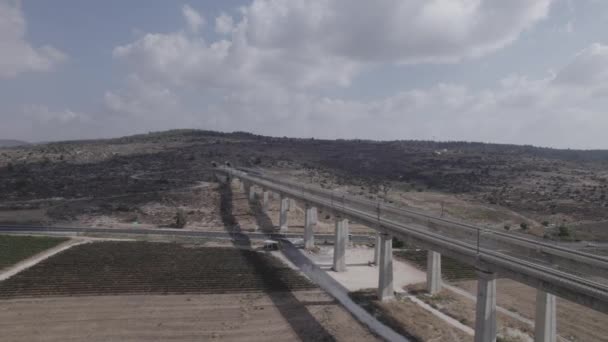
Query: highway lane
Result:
<box><xmin>0</xmin><ymin>224</ymin><xmax>374</xmax><ymax>243</ymax></box>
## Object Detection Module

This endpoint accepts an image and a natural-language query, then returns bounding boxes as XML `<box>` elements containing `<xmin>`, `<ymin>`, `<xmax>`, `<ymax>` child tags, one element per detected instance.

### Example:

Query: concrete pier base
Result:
<box><xmin>378</xmin><ymin>233</ymin><xmax>394</xmax><ymax>301</ymax></box>
<box><xmin>535</xmin><ymin>290</ymin><xmax>556</xmax><ymax>342</ymax></box>
<box><xmin>238</xmin><ymin>179</ymin><xmax>245</xmax><ymax>192</ymax></box>
<box><xmin>262</xmin><ymin>190</ymin><xmax>269</xmax><ymax>211</ymax></box>
<box><xmin>373</xmin><ymin>233</ymin><xmax>381</xmax><ymax>265</ymax></box>
<box><xmin>279</xmin><ymin>196</ymin><xmax>289</xmax><ymax>231</ymax></box>
<box><xmin>333</xmin><ymin>218</ymin><xmax>348</xmax><ymax>272</ymax></box>
<box><xmin>427</xmin><ymin>251</ymin><xmax>442</xmax><ymax>294</ymax></box>
<box><xmin>304</xmin><ymin>204</ymin><xmax>317</xmax><ymax>249</ymax></box>
<box><xmin>474</xmin><ymin>270</ymin><xmax>497</xmax><ymax>342</ymax></box>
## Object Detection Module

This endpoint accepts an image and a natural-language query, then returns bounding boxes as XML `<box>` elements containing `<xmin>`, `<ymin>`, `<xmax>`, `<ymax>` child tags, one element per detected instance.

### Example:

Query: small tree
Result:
<box><xmin>174</xmin><ymin>209</ymin><xmax>187</xmax><ymax>228</ymax></box>
<box><xmin>392</xmin><ymin>238</ymin><xmax>405</xmax><ymax>248</ymax></box>
<box><xmin>558</xmin><ymin>225</ymin><xmax>571</xmax><ymax>238</ymax></box>
<box><xmin>379</xmin><ymin>182</ymin><xmax>392</xmax><ymax>199</ymax></box>
<box><xmin>520</xmin><ymin>222</ymin><xmax>529</xmax><ymax>231</ymax></box>
<box><xmin>504</xmin><ymin>224</ymin><xmax>511</xmax><ymax>231</ymax></box>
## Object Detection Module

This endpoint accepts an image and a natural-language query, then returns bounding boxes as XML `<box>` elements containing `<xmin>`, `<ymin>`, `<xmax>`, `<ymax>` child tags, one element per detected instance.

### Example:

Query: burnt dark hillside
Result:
<box><xmin>1</xmin><ymin>129</ymin><xmax>607</xmax><ymax>220</ymax></box>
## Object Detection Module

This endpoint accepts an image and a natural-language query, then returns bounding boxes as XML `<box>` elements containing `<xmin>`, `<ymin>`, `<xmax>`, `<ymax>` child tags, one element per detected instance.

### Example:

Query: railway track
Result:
<box><xmin>223</xmin><ymin>167</ymin><xmax>608</xmax><ymax>314</ymax></box>
<box><xmin>244</xmin><ymin>167</ymin><xmax>608</xmax><ymax>271</ymax></box>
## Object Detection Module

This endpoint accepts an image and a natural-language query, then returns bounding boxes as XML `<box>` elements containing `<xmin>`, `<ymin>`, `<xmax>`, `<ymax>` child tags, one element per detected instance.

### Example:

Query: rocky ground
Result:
<box><xmin>1</xmin><ymin>129</ymin><xmax>608</xmax><ymax>241</ymax></box>
<box><xmin>0</xmin><ymin>292</ymin><xmax>377</xmax><ymax>342</ymax></box>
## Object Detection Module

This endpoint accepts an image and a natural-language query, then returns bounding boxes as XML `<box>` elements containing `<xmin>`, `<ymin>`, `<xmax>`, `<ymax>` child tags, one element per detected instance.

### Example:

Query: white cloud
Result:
<box><xmin>104</xmin><ymin>74</ymin><xmax>180</xmax><ymax>117</ymax></box>
<box><xmin>554</xmin><ymin>43</ymin><xmax>608</xmax><ymax>86</ymax></box>
<box><xmin>22</xmin><ymin>105</ymin><xmax>87</xmax><ymax>124</ymax></box>
<box><xmin>0</xmin><ymin>105</ymin><xmax>94</xmax><ymax>142</ymax></box>
<box><xmin>242</xmin><ymin>0</ymin><xmax>552</xmax><ymax>63</ymax></box>
<box><xmin>112</xmin><ymin>29</ymin><xmax>359</xmax><ymax>89</ymax></box>
<box><xmin>215</xmin><ymin>13</ymin><xmax>234</xmax><ymax>35</ymax></box>
<box><xmin>182</xmin><ymin>4</ymin><xmax>204</xmax><ymax>33</ymax></box>
<box><xmin>103</xmin><ymin>2</ymin><xmax>608</xmax><ymax>148</ymax></box>
<box><xmin>113</xmin><ymin>0</ymin><xmax>553</xmax><ymax>90</ymax></box>
<box><xmin>108</xmin><ymin>38</ymin><xmax>608</xmax><ymax>149</ymax></box>
<box><xmin>0</xmin><ymin>0</ymin><xmax>66</xmax><ymax>78</ymax></box>
<box><xmin>564</xmin><ymin>20</ymin><xmax>574</xmax><ymax>33</ymax></box>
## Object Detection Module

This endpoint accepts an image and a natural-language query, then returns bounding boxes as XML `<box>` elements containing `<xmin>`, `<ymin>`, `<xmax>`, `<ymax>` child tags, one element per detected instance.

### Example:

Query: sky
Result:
<box><xmin>1</xmin><ymin>0</ymin><xmax>608</xmax><ymax>149</ymax></box>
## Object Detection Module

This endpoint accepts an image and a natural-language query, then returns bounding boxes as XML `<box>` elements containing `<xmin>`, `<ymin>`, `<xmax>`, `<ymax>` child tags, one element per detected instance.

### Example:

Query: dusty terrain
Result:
<box><xmin>1</xmin><ymin>129</ymin><xmax>608</xmax><ymax>340</ymax></box>
<box><xmin>0</xmin><ymin>292</ymin><xmax>378</xmax><ymax>342</ymax></box>
<box><xmin>351</xmin><ymin>290</ymin><xmax>472</xmax><ymax>342</ymax></box>
<box><xmin>451</xmin><ymin>279</ymin><xmax>608</xmax><ymax>342</ymax></box>
<box><xmin>0</xmin><ymin>239</ymin><xmax>380</xmax><ymax>341</ymax></box>
<box><xmin>1</xmin><ymin>129</ymin><xmax>608</xmax><ymax>242</ymax></box>
<box><xmin>300</xmin><ymin>245</ymin><xmax>426</xmax><ymax>292</ymax></box>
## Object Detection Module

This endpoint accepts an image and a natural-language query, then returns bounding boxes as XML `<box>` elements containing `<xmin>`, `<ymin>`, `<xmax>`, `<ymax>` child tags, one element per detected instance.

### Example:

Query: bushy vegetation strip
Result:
<box><xmin>0</xmin><ymin>241</ymin><xmax>316</xmax><ymax>298</ymax></box>
<box><xmin>0</xmin><ymin>235</ymin><xmax>68</xmax><ymax>270</ymax></box>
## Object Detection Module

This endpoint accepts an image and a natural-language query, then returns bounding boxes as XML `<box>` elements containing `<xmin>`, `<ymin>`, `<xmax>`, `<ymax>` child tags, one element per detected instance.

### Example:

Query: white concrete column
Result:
<box><xmin>474</xmin><ymin>270</ymin><xmax>497</xmax><ymax>342</ymax></box>
<box><xmin>279</xmin><ymin>196</ymin><xmax>289</xmax><ymax>231</ymax></box>
<box><xmin>535</xmin><ymin>290</ymin><xmax>556</xmax><ymax>342</ymax></box>
<box><xmin>333</xmin><ymin>218</ymin><xmax>348</xmax><ymax>272</ymax></box>
<box><xmin>238</xmin><ymin>179</ymin><xmax>245</xmax><ymax>192</ymax></box>
<box><xmin>215</xmin><ymin>173</ymin><xmax>228</xmax><ymax>184</ymax></box>
<box><xmin>427</xmin><ymin>251</ymin><xmax>442</xmax><ymax>294</ymax></box>
<box><xmin>288</xmin><ymin>198</ymin><xmax>296</xmax><ymax>211</ymax></box>
<box><xmin>378</xmin><ymin>233</ymin><xmax>394</xmax><ymax>301</ymax></box>
<box><xmin>248</xmin><ymin>185</ymin><xmax>256</xmax><ymax>201</ymax></box>
<box><xmin>262</xmin><ymin>190</ymin><xmax>269</xmax><ymax>211</ymax></box>
<box><xmin>304</xmin><ymin>204</ymin><xmax>317</xmax><ymax>249</ymax></box>
<box><xmin>373</xmin><ymin>232</ymin><xmax>381</xmax><ymax>265</ymax></box>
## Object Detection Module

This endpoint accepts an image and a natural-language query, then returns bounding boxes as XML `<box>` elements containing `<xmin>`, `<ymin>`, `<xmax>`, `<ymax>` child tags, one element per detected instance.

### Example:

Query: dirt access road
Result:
<box><xmin>0</xmin><ymin>291</ymin><xmax>378</xmax><ymax>342</ymax></box>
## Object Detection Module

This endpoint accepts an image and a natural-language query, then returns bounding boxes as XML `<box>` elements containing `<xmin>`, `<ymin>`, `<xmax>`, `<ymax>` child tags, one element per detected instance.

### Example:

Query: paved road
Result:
<box><xmin>0</xmin><ymin>225</ymin><xmax>374</xmax><ymax>243</ymax></box>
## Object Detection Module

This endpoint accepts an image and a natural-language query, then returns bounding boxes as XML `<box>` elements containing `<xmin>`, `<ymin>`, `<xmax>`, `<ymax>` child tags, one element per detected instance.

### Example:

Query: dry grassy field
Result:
<box><xmin>0</xmin><ymin>241</ymin><xmax>379</xmax><ymax>341</ymax></box>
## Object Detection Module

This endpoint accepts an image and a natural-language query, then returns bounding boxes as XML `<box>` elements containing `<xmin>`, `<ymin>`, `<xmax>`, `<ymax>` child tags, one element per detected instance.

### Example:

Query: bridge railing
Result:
<box><xmin>232</xmin><ymin>167</ymin><xmax>608</xmax><ymax>284</ymax></box>
<box><xmin>219</xmin><ymin>167</ymin><xmax>608</xmax><ymax>313</ymax></box>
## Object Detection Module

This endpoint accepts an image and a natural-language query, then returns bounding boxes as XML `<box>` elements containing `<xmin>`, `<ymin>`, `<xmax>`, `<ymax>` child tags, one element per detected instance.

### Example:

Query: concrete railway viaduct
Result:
<box><xmin>216</xmin><ymin>166</ymin><xmax>608</xmax><ymax>342</ymax></box>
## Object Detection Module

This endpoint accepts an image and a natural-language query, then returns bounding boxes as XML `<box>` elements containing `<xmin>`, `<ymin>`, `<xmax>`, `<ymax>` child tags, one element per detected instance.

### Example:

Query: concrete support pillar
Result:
<box><xmin>427</xmin><ymin>251</ymin><xmax>442</xmax><ymax>294</ymax></box>
<box><xmin>373</xmin><ymin>232</ymin><xmax>381</xmax><ymax>265</ymax></box>
<box><xmin>304</xmin><ymin>204</ymin><xmax>317</xmax><ymax>249</ymax></box>
<box><xmin>215</xmin><ymin>173</ymin><xmax>228</xmax><ymax>184</ymax></box>
<box><xmin>248</xmin><ymin>185</ymin><xmax>256</xmax><ymax>201</ymax></box>
<box><xmin>474</xmin><ymin>270</ymin><xmax>497</xmax><ymax>342</ymax></box>
<box><xmin>262</xmin><ymin>190</ymin><xmax>269</xmax><ymax>211</ymax></box>
<box><xmin>279</xmin><ymin>196</ymin><xmax>289</xmax><ymax>231</ymax></box>
<box><xmin>333</xmin><ymin>218</ymin><xmax>348</xmax><ymax>272</ymax></box>
<box><xmin>288</xmin><ymin>198</ymin><xmax>296</xmax><ymax>211</ymax></box>
<box><xmin>378</xmin><ymin>233</ymin><xmax>394</xmax><ymax>301</ymax></box>
<box><xmin>238</xmin><ymin>179</ymin><xmax>245</xmax><ymax>192</ymax></box>
<box><xmin>535</xmin><ymin>290</ymin><xmax>556</xmax><ymax>342</ymax></box>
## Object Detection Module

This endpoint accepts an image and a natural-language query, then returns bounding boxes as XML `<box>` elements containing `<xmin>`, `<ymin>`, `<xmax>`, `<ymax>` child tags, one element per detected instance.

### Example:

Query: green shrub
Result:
<box><xmin>558</xmin><ymin>225</ymin><xmax>571</xmax><ymax>238</ymax></box>
<box><xmin>392</xmin><ymin>238</ymin><xmax>405</xmax><ymax>248</ymax></box>
<box><xmin>174</xmin><ymin>209</ymin><xmax>187</xmax><ymax>228</ymax></box>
